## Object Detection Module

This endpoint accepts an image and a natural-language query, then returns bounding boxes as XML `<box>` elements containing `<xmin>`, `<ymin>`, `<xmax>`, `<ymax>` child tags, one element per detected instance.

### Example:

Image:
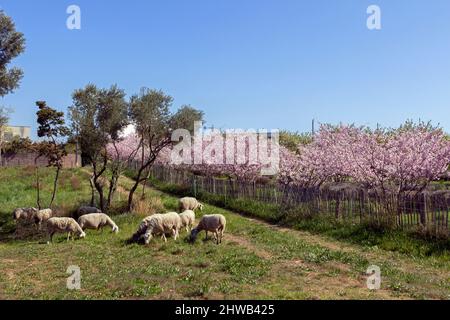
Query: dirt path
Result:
<box><xmin>116</xmin><ymin>173</ymin><xmax>450</xmax><ymax>299</ymax></box>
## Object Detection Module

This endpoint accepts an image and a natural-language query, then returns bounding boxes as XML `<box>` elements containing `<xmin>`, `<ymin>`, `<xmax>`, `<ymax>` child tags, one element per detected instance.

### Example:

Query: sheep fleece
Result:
<box><xmin>78</xmin><ymin>213</ymin><xmax>117</xmax><ymax>230</ymax></box>
<box><xmin>179</xmin><ymin>210</ymin><xmax>196</xmax><ymax>228</ymax></box>
<box><xmin>179</xmin><ymin>197</ymin><xmax>202</xmax><ymax>211</ymax></box>
<box><xmin>46</xmin><ymin>217</ymin><xmax>84</xmax><ymax>235</ymax></box>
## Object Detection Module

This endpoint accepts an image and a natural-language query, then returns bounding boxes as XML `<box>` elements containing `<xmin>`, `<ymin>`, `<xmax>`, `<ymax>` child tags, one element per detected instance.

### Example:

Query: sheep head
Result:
<box><xmin>189</xmin><ymin>228</ymin><xmax>200</xmax><ymax>243</ymax></box>
<box><xmin>12</xmin><ymin>208</ymin><xmax>23</xmax><ymax>220</ymax></box>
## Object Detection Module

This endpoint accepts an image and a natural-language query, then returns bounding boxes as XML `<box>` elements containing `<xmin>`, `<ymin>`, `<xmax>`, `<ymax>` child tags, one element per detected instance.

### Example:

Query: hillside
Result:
<box><xmin>0</xmin><ymin>168</ymin><xmax>449</xmax><ymax>299</ymax></box>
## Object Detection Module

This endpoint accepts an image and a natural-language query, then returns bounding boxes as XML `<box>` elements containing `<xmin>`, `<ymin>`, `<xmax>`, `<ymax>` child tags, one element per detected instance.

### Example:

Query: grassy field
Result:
<box><xmin>0</xmin><ymin>167</ymin><xmax>449</xmax><ymax>300</ymax></box>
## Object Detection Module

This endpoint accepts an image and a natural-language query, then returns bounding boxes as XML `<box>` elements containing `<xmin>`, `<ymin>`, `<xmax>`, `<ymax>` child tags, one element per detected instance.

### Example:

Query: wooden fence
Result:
<box><xmin>128</xmin><ymin>162</ymin><xmax>450</xmax><ymax>236</ymax></box>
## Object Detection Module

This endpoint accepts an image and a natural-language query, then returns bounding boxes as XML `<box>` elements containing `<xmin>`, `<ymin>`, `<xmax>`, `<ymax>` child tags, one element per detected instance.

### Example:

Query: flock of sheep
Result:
<box><xmin>12</xmin><ymin>197</ymin><xmax>227</xmax><ymax>245</ymax></box>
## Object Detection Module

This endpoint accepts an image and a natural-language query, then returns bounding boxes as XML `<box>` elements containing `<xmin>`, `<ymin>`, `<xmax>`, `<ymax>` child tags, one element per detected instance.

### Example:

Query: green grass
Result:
<box><xmin>143</xmin><ymin>173</ymin><xmax>450</xmax><ymax>267</ymax></box>
<box><xmin>0</xmin><ymin>167</ymin><xmax>449</xmax><ymax>300</ymax></box>
<box><xmin>0</xmin><ymin>167</ymin><xmax>93</xmax><ymax>235</ymax></box>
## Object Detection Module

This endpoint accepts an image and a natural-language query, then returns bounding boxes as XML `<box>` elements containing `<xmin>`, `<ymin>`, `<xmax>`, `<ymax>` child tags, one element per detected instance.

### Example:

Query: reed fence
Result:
<box><xmin>127</xmin><ymin>162</ymin><xmax>450</xmax><ymax>236</ymax></box>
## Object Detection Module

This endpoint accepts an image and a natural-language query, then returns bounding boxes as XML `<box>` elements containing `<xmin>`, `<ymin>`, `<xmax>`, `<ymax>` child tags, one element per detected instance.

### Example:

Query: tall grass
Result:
<box><xmin>0</xmin><ymin>167</ymin><xmax>93</xmax><ymax>235</ymax></box>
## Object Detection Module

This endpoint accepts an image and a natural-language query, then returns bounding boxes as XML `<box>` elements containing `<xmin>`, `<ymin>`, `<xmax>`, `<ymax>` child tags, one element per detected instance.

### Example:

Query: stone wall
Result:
<box><xmin>1</xmin><ymin>152</ymin><xmax>81</xmax><ymax>168</ymax></box>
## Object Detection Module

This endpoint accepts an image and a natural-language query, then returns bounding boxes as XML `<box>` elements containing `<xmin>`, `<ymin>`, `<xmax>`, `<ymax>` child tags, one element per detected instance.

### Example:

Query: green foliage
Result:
<box><xmin>126</xmin><ymin>88</ymin><xmax>204</xmax><ymax>211</ymax></box>
<box><xmin>36</xmin><ymin>101</ymin><xmax>70</xmax><ymax>140</ymax></box>
<box><xmin>0</xmin><ymin>11</ymin><xmax>26</xmax><ymax>97</ymax></box>
<box><xmin>170</xmin><ymin>105</ymin><xmax>204</xmax><ymax>134</ymax></box>
<box><xmin>0</xmin><ymin>106</ymin><xmax>10</xmax><ymax>128</ymax></box>
<box><xmin>279</xmin><ymin>130</ymin><xmax>312</xmax><ymax>153</ymax></box>
<box><xmin>129</xmin><ymin>88</ymin><xmax>173</xmax><ymax>139</ymax></box>
<box><xmin>69</xmin><ymin>84</ymin><xmax>130</xmax><ymax>212</ymax></box>
<box><xmin>97</xmin><ymin>85</ymin><xmax>128</xmax><ymax>140</ymax></box>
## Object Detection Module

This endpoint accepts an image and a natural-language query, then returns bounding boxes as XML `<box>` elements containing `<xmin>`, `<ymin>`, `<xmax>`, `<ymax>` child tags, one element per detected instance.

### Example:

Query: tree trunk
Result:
<box><xmin>419</xmin><ymin>193</ymin><xmax>428</xmax><ymax>227</ymax></box>
<box><xmin>35</xmin><ymin>166</ymin><xmax>42</xmax><ymax>210</ymax></box>
<box><xmin>89</xmin><ymin>174</ymin><xmax>96</xmax><ymax>207</ymax></box>
<box><xmin>127</xmin><ymin>177</ymin><xmax>141</xmax><ymax>212</ymax></box>
<box><xmin>0</xmin><ymin>140</ymin><xmax>3</xmax><ymax>166</ymax></box>
<box><xmin>49</xmin><ymin>166</ymin><xmax>61</xmax><ymax>208</ymax></box>
<box><xmin>141</xmin><ymin>170</ymin><xmax>151</xmax><ymax>199</ymax></box>
<box><xmin>127</xmin><ymin>153</ymin><xmax>157</xmax><ymax>211</ymax></box>
<box><xmin>91</xmin><ymin>158</ymin><xmax>107</xmax><ymax>212</ymax></box>
<box><xmin>94</xmin><ymin>178</ymin><xmax>105</xmax><ymax>213</ymax></box>
<box><xmin>127</xmin><ymin>164</ymin><xmax>148</xmax><ymax>212</ymax></box>
<box><xmin>106</xmin><ymin>173</ymin><xmax>119</xmax><ymax>212</ymax></box>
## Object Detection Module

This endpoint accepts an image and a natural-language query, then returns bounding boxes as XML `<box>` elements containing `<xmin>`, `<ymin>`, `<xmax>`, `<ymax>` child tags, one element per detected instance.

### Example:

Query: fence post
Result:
<box><xmin>193</xmin><ymin>176</ymin><xmax>197</xmax><ymax>198</ymax></box>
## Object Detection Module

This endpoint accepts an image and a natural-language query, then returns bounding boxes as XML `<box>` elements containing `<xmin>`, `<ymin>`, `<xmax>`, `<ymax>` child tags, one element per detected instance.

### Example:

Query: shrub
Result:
<box><xmin>131</xmin><ymin>196</ymin><xmax>165</xmax><ymax>217</ymax></box>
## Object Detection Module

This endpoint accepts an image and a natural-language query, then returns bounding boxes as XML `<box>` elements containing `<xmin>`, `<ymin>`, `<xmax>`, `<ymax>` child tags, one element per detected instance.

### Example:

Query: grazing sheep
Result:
<box><xmin>130</xmin><ymin>212</ymin><xmax>182</xmax><ymax>244</ymax></box>
<box><xmin>179</xmin><ymin>197</ymin><xmax>204</xmax><ymax>212</ymax></box>
<box><xmin>12</xmin><ymin>208</ymin><xmax>37</xmax><ymax>223</ymax></box>
<box><xmin>33</xmin><ymin>208</ymin><xmax>53</xmax><ymax>229</ymax></box>
<box><xmin>78</xmin><ymin>213</ymin><xmax>119</xmax><ymax>233</ymax></box>
<box><xmin>190</xmin><ymin>214</ymin><xmax>226</xmax><ymax>245</ymax></box>
<box><xmin>46</xmin><ymin>217</ymin><xmax>86</xmax><ymax>243</ymax></box>
<box><xmin>143</xmin><ymin>212</ymin><xmax>182</xmax><ymax>244</ymax></box>
<box><xmin>76</xmin><ymin>206</ymin><xmax>102</xmax><ymax>218</ymax></box>
<box><xmin>129</xmin><ymin>215</ymin><xmax>154</xmax><ymax>243</ymax></box>
<box><xmin>179</xmin><ymin>210</ymin><xmax>196</xmax><ymax>232</ymax></box>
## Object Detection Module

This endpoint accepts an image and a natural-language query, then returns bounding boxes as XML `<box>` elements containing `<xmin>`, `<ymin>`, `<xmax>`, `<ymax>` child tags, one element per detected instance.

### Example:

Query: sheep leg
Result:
<box><xmin>67</xmin><ymin>232</ymin><xmax>71</xmax><ymax>242</ymax></box>
<box><xmin>214</xmin><ymin>232</ymin><xmax>219</xmax><ymax>244</ymax></box>
<box><xmin>162</xmin><ymin>233</ymin><xmax>167</xmax><ymax>242</ymax></box>
<box><xmin>205</xmin><ymin>231</ymin><xmax>208</xmax><ymax>240</ymax></box>
<box><xmin>218</xmin><ymin>230</ymin><xmax>223</xmax><ymax>244</ymax></box>
<box><xmin>49</xmin><ymin>232</ymin><xmax>54</xmax><ymax>243</ymax></box>
<box><xmin>144</xmin><ymin>233</ymin><xmax>153</xmax><ymax>245</ymax></box>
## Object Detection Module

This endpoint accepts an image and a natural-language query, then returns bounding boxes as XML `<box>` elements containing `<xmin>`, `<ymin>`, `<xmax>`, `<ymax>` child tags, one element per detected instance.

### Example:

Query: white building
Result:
<box><xmin>1</xmin><ymin>125</ymin><xmax>31</xmax><ymax>142</ymax></box>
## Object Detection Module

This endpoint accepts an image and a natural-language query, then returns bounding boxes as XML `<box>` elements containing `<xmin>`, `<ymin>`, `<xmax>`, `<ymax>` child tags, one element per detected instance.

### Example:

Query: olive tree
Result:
<box><xmin>0</xmin><ymin>11</ymin><xmax>25</xmax><ymax>97</ymax></box>
<box><xmin>69</xmin><ymin>84</ymin><xmax>129</xmax><ymax>212</ymax></box>
<box><xmin>0</xmin><ymin>11</ymin><xmax>25</xmax><ymax>165</ymax></box>
<box><xmin>126</xmin><ymin>88</ymin><xmax>203</xmax><ymax>211</ymax></box>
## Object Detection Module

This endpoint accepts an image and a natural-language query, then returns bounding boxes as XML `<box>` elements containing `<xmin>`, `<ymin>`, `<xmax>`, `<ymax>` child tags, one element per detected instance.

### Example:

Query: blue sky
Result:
<box><xmin>1</xmin><ymin>0</ymin><xmax>450</xmax><ymax>138</ymax></box>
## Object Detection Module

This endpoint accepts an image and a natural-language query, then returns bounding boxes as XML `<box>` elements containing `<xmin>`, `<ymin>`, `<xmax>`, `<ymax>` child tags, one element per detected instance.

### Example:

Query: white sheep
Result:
<box><xmin>130</xmin><ymin>212</ymin><xmax>182</xmax><ymax>244</ymax></box>
<box><xmin>78</xmin><ymin>213</ymin><xmax>119</xmax><ymax>233</ymax></box>
<box><xmin>179</xmin><ymin>197</ymin><xmax>204</xmax><ymax>212</ymax></box>
<box><xmin>144</xmin><ymin>212</ymin><xmax>182</xmax><ymax>244</ymax></box>
<box><xmin>46</xmin><ymin>217</ymin><xmax>86</xmax><ymax>243</ymax></box>
<box><xmin>76</xmin><ymin>206</ymin><xmax>102</xmax><ymax>218</ymax></box>
<box><xmin>12</xmin><ymin>207</ymin><xmax>37</xmax><ymax>223</ymax></box>
<box><xmin>190</xmin><ymin>214</ymin><xmax>226</xmax><ymax>245</ymax></box>
<box><xmin>179</xmin><ymin>210</ymin><xmax>196</xmax><ymax>232</ymax></box>
<box><xmin>33</xmin><ymin>208</ymin><xmax>53</xmax><ymax>229</ymax></box>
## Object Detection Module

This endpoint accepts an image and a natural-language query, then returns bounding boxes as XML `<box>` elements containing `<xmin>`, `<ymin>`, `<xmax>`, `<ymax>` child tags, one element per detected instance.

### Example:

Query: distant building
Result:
<box><xmin>1</xmin><ymin>125</ymin><xmax>31</xmax><ymax>142</ymax></box>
